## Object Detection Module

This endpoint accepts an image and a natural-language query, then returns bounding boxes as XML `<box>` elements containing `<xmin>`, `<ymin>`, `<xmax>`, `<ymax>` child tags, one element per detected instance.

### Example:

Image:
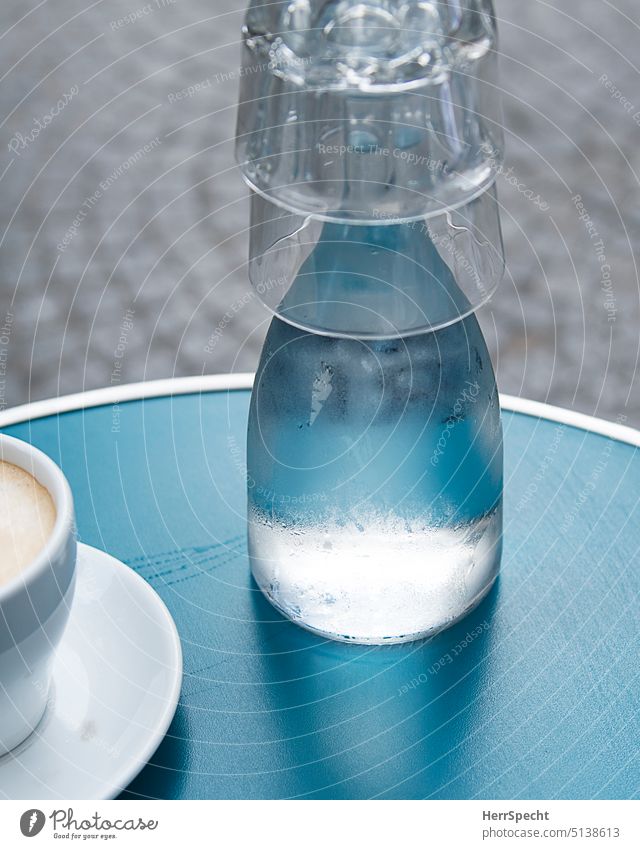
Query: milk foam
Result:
<box><xmin>0</xmin><ymin>460</ymin><xmax>56</xmax><ymax>586</ymax></box>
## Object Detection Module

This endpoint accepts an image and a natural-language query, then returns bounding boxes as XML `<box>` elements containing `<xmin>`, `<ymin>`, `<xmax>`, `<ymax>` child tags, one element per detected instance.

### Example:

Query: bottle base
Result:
<box><xmin>254</xmin><ymin>572</ymin><xmax>498</xmax><ymax>645</ymax></box>
<box><xmin>249</xmin><ymin>508</ymin><xmax>502</xmax><ymax>645</ymax></box>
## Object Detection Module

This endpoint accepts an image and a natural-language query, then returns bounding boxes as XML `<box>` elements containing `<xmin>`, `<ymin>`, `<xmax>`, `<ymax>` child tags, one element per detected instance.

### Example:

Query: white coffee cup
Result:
<box><xmin>0</xmin><ymin>434</ymin><xmax>76</xmax><ymax>753</ymax></box>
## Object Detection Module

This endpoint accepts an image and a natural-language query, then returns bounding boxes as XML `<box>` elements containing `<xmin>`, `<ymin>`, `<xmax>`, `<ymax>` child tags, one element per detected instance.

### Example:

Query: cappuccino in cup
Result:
<box><xmin>0</xmin><ymin>459</ymin><xmax>57</xmax><ymax>586</ymax></box>
<box><xmin>0</xmin><ymin>435</ymin><xmax>76</xmax><ymax>753</ymax></box>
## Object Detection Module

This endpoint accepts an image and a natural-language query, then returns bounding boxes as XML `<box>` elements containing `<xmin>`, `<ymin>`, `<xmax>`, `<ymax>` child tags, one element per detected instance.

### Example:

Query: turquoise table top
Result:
<box><xmin>2</xmin><ymin>377</ymin><xmax>639</xmax><ymax>800</ymax></box>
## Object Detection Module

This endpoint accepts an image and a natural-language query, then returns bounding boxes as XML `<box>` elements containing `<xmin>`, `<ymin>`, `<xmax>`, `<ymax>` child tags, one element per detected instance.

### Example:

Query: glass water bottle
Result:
<box><xmin>236</xmin><ymin>0</ymin><xmax>506</xmax><ymax>643</ymax></box>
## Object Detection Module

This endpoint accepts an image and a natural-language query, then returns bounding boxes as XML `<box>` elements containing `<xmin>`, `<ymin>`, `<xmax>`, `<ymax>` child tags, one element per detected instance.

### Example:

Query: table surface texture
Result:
<box><xmin>4</xmin><ymin>388</ymin><xmax>639</xmax><ymax>799</ymax></box>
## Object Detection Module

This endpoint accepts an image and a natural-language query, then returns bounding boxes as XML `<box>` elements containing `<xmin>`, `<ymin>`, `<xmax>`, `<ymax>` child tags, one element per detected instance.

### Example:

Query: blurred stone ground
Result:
<box><xmin>0</xmin><ymin>0</ymin><xmax>638</xmax><ymax>424</ymax></box>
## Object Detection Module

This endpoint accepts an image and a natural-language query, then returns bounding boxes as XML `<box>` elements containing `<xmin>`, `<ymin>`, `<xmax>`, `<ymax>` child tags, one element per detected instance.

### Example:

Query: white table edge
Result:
<box><xmin>0</xmin><ymin>373</ymin><xmax>638</xmax><ymax>448</ymax></box>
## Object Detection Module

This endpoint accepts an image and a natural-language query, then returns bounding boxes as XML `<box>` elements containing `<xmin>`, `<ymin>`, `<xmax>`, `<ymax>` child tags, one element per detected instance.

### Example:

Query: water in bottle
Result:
<box><xmin>247</xmin><ymin>221</ymin><xmax>502</xmax><ymax>643</ymax></box>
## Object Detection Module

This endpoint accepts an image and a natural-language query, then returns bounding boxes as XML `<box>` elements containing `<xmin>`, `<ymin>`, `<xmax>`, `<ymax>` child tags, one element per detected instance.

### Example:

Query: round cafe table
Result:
<box><xmin>1</xmin><ymin>375</ymin><xmax>638</xmax><ymax>800</ymax></box>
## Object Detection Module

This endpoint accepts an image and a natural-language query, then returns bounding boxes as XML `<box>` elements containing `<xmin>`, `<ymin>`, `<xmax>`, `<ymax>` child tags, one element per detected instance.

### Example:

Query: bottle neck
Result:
<box><xmin>276</xmin><ymin>219</ymin><xmax>473</xmax><ymax>338</ymax></box>
<box><xmin>247</xmin><ymin>188</ymin><xmax>504</xmax><ymax>337</ymax></box>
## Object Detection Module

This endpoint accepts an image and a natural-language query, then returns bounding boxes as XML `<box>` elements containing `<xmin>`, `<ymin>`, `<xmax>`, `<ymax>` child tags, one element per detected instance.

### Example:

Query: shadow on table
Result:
<box><xmin>247</xmin><ymin>578</ymin><xmax>500</xmax><ymax>799</ymax></box>
<box><xmin>118</xmin><ymin>578</ymin><xmax>500</xmax><ymax>800</ymax></box>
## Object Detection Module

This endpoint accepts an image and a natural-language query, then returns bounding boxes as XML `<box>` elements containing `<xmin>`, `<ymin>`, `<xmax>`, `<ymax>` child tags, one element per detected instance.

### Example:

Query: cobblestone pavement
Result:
<box><xmin>0</xmin><ymin>1</ymin><xmax>638</xmax><ymax>424</ymax></box>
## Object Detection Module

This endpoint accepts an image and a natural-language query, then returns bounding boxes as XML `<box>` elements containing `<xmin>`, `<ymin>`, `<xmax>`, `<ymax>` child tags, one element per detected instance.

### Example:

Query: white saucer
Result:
<box><xmin>0</xmin><ymin>543</ymin><xmax>182</xmax><ymax>799</ymax></box>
